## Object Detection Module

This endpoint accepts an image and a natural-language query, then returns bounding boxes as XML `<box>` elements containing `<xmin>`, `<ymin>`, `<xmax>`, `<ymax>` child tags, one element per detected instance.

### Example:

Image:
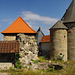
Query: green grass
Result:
<box><xmin>31</xmin><ymin>56</ymin><xmax>48</xmax><ymax>64</ymax></box>
<box><xmin>31</xmin><ymin>59</ymin><xmax>39</xmax><ymax>64</ymax></box>
<box><xmin>38</xmin><ymin>56</ymin><xmax>48</xmax><ymax>62</ymax></box>
<box><xmin>0</xmin><ymin>61</ymin><xmax>75</xmax><ymax>75</ymax></box>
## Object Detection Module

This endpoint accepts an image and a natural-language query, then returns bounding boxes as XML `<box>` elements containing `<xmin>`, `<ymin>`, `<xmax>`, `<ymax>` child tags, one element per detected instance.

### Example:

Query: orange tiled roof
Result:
<box><xmin>1</xmin><ymin>16</ymin><xmax>37</xmax><ymax>34</ymax></box>
<box><xmin>0</xmin><ymin>41</ymin><xmax>20</xmax><ymax>53</ymax></box>
<box><xmin>40</xmin><ymin>35</ymin><xmax>50</xmax><ymax>43</ymax></box>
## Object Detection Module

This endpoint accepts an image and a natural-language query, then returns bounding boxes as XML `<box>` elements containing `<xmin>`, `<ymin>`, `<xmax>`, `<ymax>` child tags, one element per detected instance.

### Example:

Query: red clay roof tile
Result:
<box><xmin>0</xmin><ymin>41</ymin><xmax>20</xmax><ymax>53</ymax></box>
<box><xmin>40</xmin><ymin>35</ymin><xmax>50</xmax><ymax>43</ymax></box>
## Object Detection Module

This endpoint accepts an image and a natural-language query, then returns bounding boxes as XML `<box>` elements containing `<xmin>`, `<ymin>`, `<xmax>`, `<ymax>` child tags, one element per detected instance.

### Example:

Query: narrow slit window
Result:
<box><xmin>64</xmin><ymin>36</ymin><xmax>66</xmax><ymax>38</ymax></box>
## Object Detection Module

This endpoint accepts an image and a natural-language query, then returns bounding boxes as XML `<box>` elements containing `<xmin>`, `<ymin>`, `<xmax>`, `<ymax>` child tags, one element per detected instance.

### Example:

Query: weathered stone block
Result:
<box><xmin>17</xmin><ymin>33</ymin><xmax>38</xmax><ymax>67</ymax></box>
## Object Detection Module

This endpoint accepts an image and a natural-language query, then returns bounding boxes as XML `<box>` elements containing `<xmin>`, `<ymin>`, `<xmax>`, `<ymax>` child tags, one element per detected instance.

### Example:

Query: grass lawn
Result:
<box><xmin>0</xmin><ymin>61</ymin><xmax>75</xmax><ymax>75</ymax></box>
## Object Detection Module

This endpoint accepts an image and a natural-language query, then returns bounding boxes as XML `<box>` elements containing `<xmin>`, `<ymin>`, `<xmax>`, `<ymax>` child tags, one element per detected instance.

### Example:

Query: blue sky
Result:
<box><xmin>0</xmin><ymin>0</ymin><xmax>72</xmax><ymax>40</ymax></box>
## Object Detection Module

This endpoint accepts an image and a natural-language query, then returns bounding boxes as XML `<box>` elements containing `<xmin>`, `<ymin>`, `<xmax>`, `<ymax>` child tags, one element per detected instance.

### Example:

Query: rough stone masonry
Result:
<box><xmin>17</xmin><ymin>33</ymin><xmax>38</xmax><ymax>67</ymax></box>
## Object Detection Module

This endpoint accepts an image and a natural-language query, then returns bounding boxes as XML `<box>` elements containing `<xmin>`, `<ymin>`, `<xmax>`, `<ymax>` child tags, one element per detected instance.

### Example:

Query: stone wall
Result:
<box><xmin>17</xmin><ymin>33</ymin><xmax>38</xmax><ymax>67</ymax></box>
<box><xmin>3</xmin><ymin>35</ymin><xmax>16</xmax><ymax>41</ymax></box>
<box><xmin>68</xmin><ymin>27</ymin><xmax>75</xmax><ymax>61</ymax></box>
<box><xmin>0</xmin><ymin>63</ymin><xmax>12</xmax><ymax>70</ymax></box>
<box><xmin>50</xmin><ymin>29</ymin><xmax>67</xmax><ymax>61</ymax></box>
<box><xmin>41</xmin><ymin>42</ymin><xmax>50</xmax><ymax>51</ymax></box>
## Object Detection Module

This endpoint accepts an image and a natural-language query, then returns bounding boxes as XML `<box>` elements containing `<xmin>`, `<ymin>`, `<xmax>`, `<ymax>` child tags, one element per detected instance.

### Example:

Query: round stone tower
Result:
<box><xmin>67</xmin><ymin>26</ymin><xmax>75</xmax><ymax>61</ymax></box>
<box><xmin>61</xmin><ymin>0</ymin><xmax>75</xmax><ymax>61</ymax></box>
<box><xmin>50</xmin><ymin>21</ymin><xmax>68</xmax><ymax>61</ymax></box>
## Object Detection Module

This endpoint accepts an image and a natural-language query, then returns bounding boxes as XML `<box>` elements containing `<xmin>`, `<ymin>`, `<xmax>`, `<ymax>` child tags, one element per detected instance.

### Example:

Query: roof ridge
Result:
<box><xmin>1</xmin><ymin>17</ymin><xmax>20</xmax><ymax>33</ymax></box>
<box><xmin>37</xmin><ymin>27</ymin><xmax>45</xmax><ymax>36</ymax></box>
<box><xmin>19</xmin><ymin>16</ymin><xmax>37</xmax><ymax>33</ymax></box>
<box><xmin>50</xmin><ymin>21</ymin><xmax>68</xmax><ymax>29</ymax></box>
<box><xmin>1</xmin><ymin>16</ymin><xmax>37</xmax><ymax>33</ymax></box>
<box><xmin>61</xmin><ymin>0</ymin><xmax>75</xmax><ymax>23</ymax></box>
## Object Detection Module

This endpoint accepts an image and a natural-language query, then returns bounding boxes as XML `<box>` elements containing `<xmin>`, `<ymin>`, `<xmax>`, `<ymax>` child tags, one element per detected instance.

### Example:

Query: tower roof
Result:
<box><xmin>50</xmin><ymin>21</ymin><xmax>68</xmax><ymax>29</ymax></box>
<box><xmin>37</xmin><ymin>27</ymin><xmax>41</xmax><ymax>31</ymax></box>
<box><xmin>1</xmin><ymin>16</ymin><xmax>37</xmax><ymax>34</ymax></box>
<box><xmin>61</xmin><ymin>0</ymin><xmax>75</xmax><ymax>23</ymax></box>
<box><xmin>36</xmin><ymin>27</ymin><xmax>44</xmax><ymax>44</ymax></box>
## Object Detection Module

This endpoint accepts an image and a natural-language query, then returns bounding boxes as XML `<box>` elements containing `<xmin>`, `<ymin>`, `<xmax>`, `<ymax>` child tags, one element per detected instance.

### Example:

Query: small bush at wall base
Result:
<box><xmin>10</xmin><ymin>66</ymin><xmax>14</xmax><ymax>70</ymax></box>
<box><xmin>34</xmin><ymin>39</ymin><xmax>37</xmax><ymax>42</ymax></box>
<box><xmin>47</xmin><ymin>66</ymin><xmax>55</xmax><ymax>72</ymax></box>
<box><xmin>15</xmin><ymin>53</ymin><xmax>23</xmax><ymax>69</ymax></box>
<box><xmin>38</xmin><ymin>56</ymin><xmax>48</xmax><ymax>62</ymax></box>
<box><xmin>15</xmin><ymin>60</ymin><xmax>23</xmax><ymax>69</ymax></box>
<box><xmin>57</xmin><ymin>55</ymin><xmax>63</xmax><ymax>61</ymax></box>
<box><xmin>9</xmin><ymin>66</ymin><xmax>15</xmax><ymax>71</ymax></box>
<box><xmin>54</xmin><ymin>55</ymin><xmax>63</xmax><ymax>61</ymax></box>
<box><xmin>39</xmin><ymin>56</ymin><xmax>46</xmax><ymax>60</ymax></box>
<box><xmin>31</xmin><ymin>59</ymin><xmax>39</xmax><ymax>64</ymax></box>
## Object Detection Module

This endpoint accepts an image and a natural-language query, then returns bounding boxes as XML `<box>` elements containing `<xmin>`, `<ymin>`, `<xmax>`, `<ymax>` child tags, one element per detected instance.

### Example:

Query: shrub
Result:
<box><xmin>31</xmin><ymin>59</ymin><xmax>39</xmax><ymax>64</ymax></box>
<box><xmin>9</xmin><ymin>66</ymin><xmax>14</xmax><ymax>70</ymax></box>
<box><xmin>15</xmin><ymin>60</ymin><xmax>23</xmax><ymax>69</ymax></box>
<box><xmin>64</xmin><ymin>62</ymin><xmax>69</xmax><ymax>65</ymax></box>
<box><xmin>39</xmin><ymin>56</ymin><xmax>48</xmax><ymax>62</ymax></box>
<box><xmin>15</xmin><ymin>53</ymin><xmax>23</xmax><ymax>69</ymax></box>
<box><xmin>56</xmin><ymin>55</ymin><xmax>63</xmax><ymax>61</ymax></box>
<box><xmin>34</xmin><ymin>39</ymin><xmax>37</xmax><ymax>42</ymax></box>
<box><xmin>19</xmin><ymin>54</ymin><xmax>23</xmax><ymax>58</ymax></box>
<box><xmin>47</xmin><ymin>66</ymin><xmax>55</xmax><ymax>71</ymax></box>
<box><xmin>39</xmin><ymin>56</ymin><xmax>46</xmax><ymax>60</ymax></box>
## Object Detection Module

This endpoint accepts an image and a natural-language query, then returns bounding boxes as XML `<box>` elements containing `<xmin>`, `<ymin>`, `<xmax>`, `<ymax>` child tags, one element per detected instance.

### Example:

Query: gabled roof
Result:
<box><xmin>61</xmin><ymin>0</ymin><xmax>75</xmax><ymax>23</ymax></box>
<box><xmin>1</xmin><ymin>16</ymin><xmax>37</xmax><ymax>34</ymax></box>
<box><xmin>36</xmin><ymin>27</ymin><xmax>45</xmax><ymax>44</ymax></box>
<box><xmin>37</xmin><ymin>27</ymin><xmax>44</xmax><ymax>36</ymax></box>
<box><xmin>40</xmin><ymin>35</ymin><xmax>50</xmax><ymax>43</ymax></box>
<box><xmin>0</xmin><ymin>41</ymin><xmax>19</xmax><ymax>53</ymax></box>
<box><xmin>50</xmin><ymin>21</ymin><xmax>68</xmax><ymax>29</ymax></box>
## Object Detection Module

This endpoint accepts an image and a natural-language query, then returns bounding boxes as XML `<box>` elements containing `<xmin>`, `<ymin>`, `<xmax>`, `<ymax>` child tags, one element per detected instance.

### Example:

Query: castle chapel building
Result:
<box><xmin>50</xmin><ymin>0</ymin><xmax>75</xmax><ymax>61</ymax></box>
